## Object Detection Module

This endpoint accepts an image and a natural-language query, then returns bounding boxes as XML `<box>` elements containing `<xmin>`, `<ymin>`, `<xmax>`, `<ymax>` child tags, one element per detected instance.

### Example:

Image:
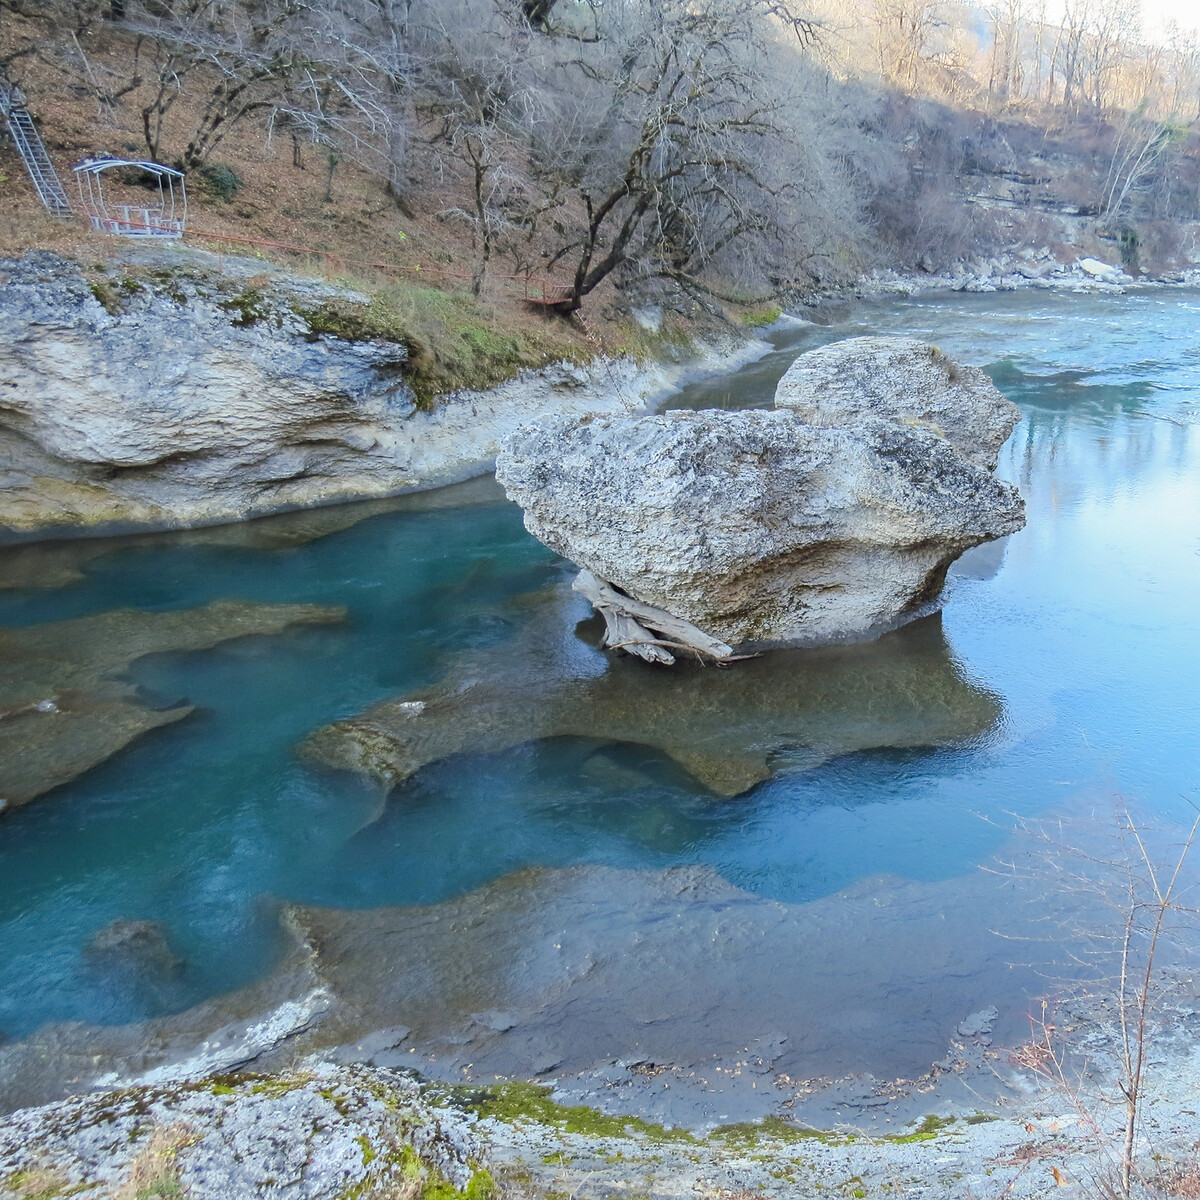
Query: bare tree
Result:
<box><xmin>984</xmin><ymin>0</ymin><xmax>1026</xmax><ymax>108</ymax></box>
<box><xmin>48</xmin><ymin>0</ymin><xmax>404</xmax><ymax>172</ymax></box>
<box><xmin>1100</xmin><ymin>103</ymin><xmax>1187</xmax><ymax>226</ymax></box>
<box><xmin>1007</xmin><ymin>804</ymin><xmax>1200</xmax><ymax>1200</ymax></box>
<box><xmin>869</xmin><ymin>0</ymin><xmax>945</xmax><ymax>91</ymax></box>
<box><xmin>515</xmin><ymin>0</ymin><xmax>851</xmax><ymax>309</ymax></box>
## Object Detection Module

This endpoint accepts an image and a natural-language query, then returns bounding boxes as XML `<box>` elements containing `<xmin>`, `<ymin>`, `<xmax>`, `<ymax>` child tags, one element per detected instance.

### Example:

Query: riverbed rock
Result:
<box><xmin>82</xmin><ymin>919</ymin><xmax>184</xmax><ymax>978</ymax></box>
<box><xmin>773</xmin><ymin>335</ymin><xmax>1019</xmax><ymax>469</ymax></box>
<box><xmin>302</xmin><ymin>580</ymin><xmax>1001</xmax><ymax>797</ymax></box>
<box><xmin>0</xmin><ymin>1064</ymin><xmax>482</xmax><ymax>1200</ymax></box>
<box><xmin>0</xmin><ymin>251</ymin><xmax>760</xmax><ymax>540</ymax></box>
<box><xmin>496</xmin><ymin>346</ymin><xmax>1025</xmax><ymax>647</ymax></box>
<box><xmin>0</xmin><ymin>600</ymin><xmax>345</xmax><ymax>813</ymax></box>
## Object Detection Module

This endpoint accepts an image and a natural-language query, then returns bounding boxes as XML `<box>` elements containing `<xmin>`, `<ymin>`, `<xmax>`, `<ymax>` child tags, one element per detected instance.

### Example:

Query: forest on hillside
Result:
<box><xmin>2</xmin><ymin>0</ymin><xmax>1200</xmax><ymax>304</ymax></box>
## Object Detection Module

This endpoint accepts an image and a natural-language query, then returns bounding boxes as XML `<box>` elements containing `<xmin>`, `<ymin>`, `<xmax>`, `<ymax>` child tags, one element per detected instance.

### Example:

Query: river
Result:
<box><xmin>1</xmin><ymin>287</ymin><xmax>1198</xmax><ymax>1112</ymax></box>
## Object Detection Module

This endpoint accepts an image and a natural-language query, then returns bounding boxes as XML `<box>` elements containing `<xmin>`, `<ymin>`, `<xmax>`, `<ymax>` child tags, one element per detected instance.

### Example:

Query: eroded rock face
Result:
<box><xmin>1</xmin><ymin>252</ymin><xmax>740</xmax><ymax>540</ymax></box>
<box><xmin>774</xmin><ymin>335</ymin><xmax>1019</xmax><ymax>469</ymax></box>
<box><xmin>496</xmin><ymin>352</ymin><xmax>1025</xmax><ymax>647</ymax></box>
<box><xmin>0</xmin><ymin>253</ymin><xmax>414</xmax><ymax>537</ymax></box>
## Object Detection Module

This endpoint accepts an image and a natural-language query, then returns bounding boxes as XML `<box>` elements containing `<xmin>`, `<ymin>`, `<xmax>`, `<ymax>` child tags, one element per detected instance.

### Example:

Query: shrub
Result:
<box><xmin>195</xmin><ymin>163</ymin><xmax>242</xmax><ymax>202</ymax></box>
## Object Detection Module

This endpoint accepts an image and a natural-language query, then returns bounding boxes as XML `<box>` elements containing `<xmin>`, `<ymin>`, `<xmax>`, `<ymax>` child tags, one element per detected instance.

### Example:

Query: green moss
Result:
<box><xmin>353</xmin><ymin>1072</ymin><xmax>405</xmax><ymax>1114</ymax></box>
<box><xmin>710</xmin><ymin>1116</ymin><xmax>852</xmax><ymax>1147</ymax></box>
<box><xmin>612</xmin><ymin>316</ymin><xmax>695</xmax><ymax>365</ymax></box>
<box><xmin>883</xmin><ymin>1113</ymin><xmax>956</xmax><ymax>1143</ymax></box>
<box><xmin>203</xmin><ymin>1071</ymin><xmax>310</xmax><ymax>1098</ymax></box>
<box><xmin>296</xmin><ymin>283</ymin><xmax>587</xmax><ymax>409</ymax></box>
<box><xmin>252</xmin><ymin>1076</ymin><xmax>312</xmax><ymax>1097</ymax></box>
<box><xmin>296</xmin><ymin>297</ymin><xmax>412</xmax><ymax>345</ymax></box>
<box><xmin>739</xmin><ymin>305</ymin><xmax>782</xmax><ymax>327</ymax></box>
<box><xmin>407</xmin><ymin>1162</ymin><xmax>494</xmax><ymax>1200</ymax></box>
<box><xmin>140</xmin><ymin>268</ymin><xmax>192</xmax><ymax>304</ymax></box>
<box><xmin>396</xmin><ymin>1144</ymin><xmax>423</xmax><ymax>1182</ymax></box>
<box><xmin>88</xmin><ymin>280</ymin><xmax>123</xmax><ymax>315</ymax></box>
<box><xmin>965</xmin><ymin>1111</ymin><xmax>999</xmax><ymax>1125</ymax></box>
<box><xmin>337</xmin><ymin>1142</ymin><xmax>493</xmax><ymax>1200</ymax></box>
<box><xmin>220</xmin><ymin>287</ymin><xmax>272</xmax><ymax>328</ymax></box>
<box><xmin>442</xmin><ymin>1082</ymin><xmax>696</xmax><ymax>1143</ymax></box>
<box><xmin>134</xmin><ymin>1180</ymin><xmax>184</xmax><ymax>1199</ymax></box>
<box><xmin>316</xmin><ymin>1086</ymin><xmax>358</xmax><ymax>1117</ymax></box>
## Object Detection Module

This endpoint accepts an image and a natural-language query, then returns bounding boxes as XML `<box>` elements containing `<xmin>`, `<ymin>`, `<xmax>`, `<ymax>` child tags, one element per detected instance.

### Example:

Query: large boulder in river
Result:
<box><xmin>496</xmin><ymin>340</ymin><xmax>1024</xmax><ymax>649</ymax></box>
<box><xmin>774</xmin><ymin>335</ymin><xmax>1018</xmax><ymax>469</ymax></box>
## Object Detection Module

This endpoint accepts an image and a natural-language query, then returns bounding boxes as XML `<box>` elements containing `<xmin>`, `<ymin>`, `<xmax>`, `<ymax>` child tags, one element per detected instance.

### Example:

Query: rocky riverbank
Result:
<box><xmin>0</xmin><ymin>250</ymin><xmax>767</xmax><ymax>543</ymax></box>
<box><xmin>4</xmin><ymin>241</ymin><xmax>1189</xmax><ymax>547</ymax></box>
<box><xmin>856</xmin><ymin>248</ymin><xmax>1200</xmax><ymax>298</ymax></box>
<box><xmin>5</xmin><ymin>1016</ymin><xmax>1200</xmax><ymax>1200</ymax></box>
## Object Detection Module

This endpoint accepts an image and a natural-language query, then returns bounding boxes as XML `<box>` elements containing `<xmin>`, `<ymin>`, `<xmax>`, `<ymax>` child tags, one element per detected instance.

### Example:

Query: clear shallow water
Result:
<box><xmin>1</xmin><ymin>289</ymin><xmax>1199</xmax><ymax>1049</ymax></box>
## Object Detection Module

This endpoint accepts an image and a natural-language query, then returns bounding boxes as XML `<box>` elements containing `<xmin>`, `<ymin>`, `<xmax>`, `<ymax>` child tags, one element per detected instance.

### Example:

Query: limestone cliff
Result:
<box><xmin>0</xmin><ymin>252</ymin><xmax>760</xmax><ymax>540</ymax></box>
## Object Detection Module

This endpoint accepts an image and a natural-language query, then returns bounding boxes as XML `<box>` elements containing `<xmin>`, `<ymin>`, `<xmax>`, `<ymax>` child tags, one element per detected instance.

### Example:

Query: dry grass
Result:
<box><xmin>0</xmin><ymin>21</ymin><xmax>621</xmax><ymax>317</ymax></box>
<box><xmin>0</xmin><ymin>1167</ymin><xmax>74</xmax><ymax>1200</ymax></box>
<box><xmin>110</xmin><ymin>1122</ymin><xmax>198</xmax><ymax>1200</ymax></box>
<box><xmin>0</xmin><ymin>16</ymin><xmax>752</xmax><ymax>390</ymax></box>
<box><xmin>1151</xmin><ymin>1160</ymin><xmax>1200</xmax><ymax>1199</ymax></box>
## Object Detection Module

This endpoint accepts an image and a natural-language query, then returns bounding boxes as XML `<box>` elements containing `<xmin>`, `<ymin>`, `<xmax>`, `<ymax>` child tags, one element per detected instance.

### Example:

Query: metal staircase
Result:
<box><xmin>1</xmin><ymin>79</ymin><xmax>73</xmax><ymax>218</ymax></box>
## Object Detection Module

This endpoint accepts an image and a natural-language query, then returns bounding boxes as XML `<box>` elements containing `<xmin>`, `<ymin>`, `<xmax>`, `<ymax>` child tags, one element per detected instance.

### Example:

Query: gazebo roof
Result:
<box><xmin>73</xmin><ymin>157</ymin><xmax>185</xmax><ymax>178</ymax></box>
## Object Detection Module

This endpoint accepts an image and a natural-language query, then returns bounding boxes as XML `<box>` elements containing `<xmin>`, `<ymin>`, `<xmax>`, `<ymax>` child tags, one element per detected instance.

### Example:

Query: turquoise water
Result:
<box><xmin>1</xmin><ymin>288</ymin><xmax>1199</xmax><ymax>1048</ymax></box>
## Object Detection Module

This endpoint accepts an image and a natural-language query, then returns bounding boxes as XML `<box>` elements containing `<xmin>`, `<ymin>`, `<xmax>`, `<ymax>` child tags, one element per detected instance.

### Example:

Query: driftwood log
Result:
<box><xmin>572</xmin><ymin>570</ymin><xmax>746</xmax><ymax>665</ymax></box>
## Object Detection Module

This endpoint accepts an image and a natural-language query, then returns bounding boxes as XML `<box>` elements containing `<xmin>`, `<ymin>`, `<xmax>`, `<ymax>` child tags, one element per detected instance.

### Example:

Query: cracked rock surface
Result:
<box><xmin>0</xmin><ymin>1064</ymin><xmax>481</xmax><ymax>1200</ymax></box>
<box><xmin>496</xmin><ymin>338</ymin><xmax>1024</xmax><ymax>649</ymax></box>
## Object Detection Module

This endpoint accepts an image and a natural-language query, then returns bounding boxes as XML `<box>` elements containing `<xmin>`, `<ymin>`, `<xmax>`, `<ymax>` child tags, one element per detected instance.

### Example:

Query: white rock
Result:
<box><xmin>0</xmin><ymin>253</ymin><xmax>764</xmax><ymax>538</ymax></box>
<box><xmin>496</xmin><ymin>339</ymin><xmax>1025</xmax><ymax>649</ymax></box>
<box><xmin>1078</xmin><ymin>256</ymin><xmax>1119</xmax><ymax>278</ymax></box>
<box><xmin>775</xmin><ymin>336</ymin><xmax>1019</xmax><ymax>469</ymax></box>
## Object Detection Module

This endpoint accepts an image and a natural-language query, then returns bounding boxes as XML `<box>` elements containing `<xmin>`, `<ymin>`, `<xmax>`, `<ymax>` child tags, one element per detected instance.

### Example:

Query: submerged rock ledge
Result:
<box><xmin>302</xmin><ymin>580</ymin><xmax>1000</xmax><ymax>797</ymax></box>
<box><xmin>497</xmin><ymin>336</ymin><xmax>1025</xmax><ymax>652</ymax></box>
<box><xmin>0</xmin><ymin>600</ymin><xmax>345</xmax><ymax>814</ymax></box>
<box><xmin>5</xmin><ymin>858</ymin><xmax>1200</xmax><ymax>1200</ymax></box>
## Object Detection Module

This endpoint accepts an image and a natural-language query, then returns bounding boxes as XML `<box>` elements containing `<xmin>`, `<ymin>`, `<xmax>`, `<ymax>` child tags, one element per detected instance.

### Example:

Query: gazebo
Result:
<box><xmin>73</xmin><ymin>158</ymin><xmax>187</xmax><ymax>238</ymax></box>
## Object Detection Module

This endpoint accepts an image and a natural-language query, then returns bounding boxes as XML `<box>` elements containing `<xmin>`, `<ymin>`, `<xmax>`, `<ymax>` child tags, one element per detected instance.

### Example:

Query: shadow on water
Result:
<box><xmin>303</xmin><ymin>583</ymin><xmax>1004</xmax><ymax>801</ymax></box>
<box><xmin>299</xmin><ymin>592</ymin><xmax>1005</xmax><ymax>909</ymax></box>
